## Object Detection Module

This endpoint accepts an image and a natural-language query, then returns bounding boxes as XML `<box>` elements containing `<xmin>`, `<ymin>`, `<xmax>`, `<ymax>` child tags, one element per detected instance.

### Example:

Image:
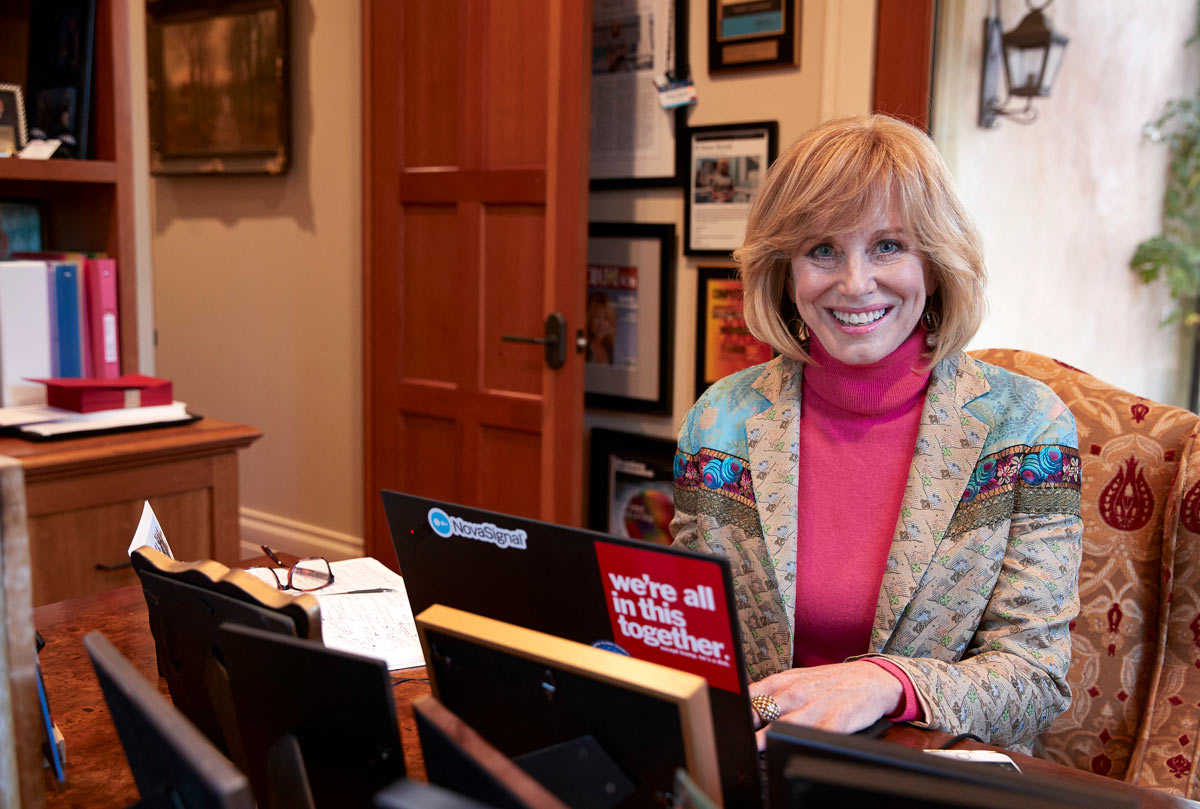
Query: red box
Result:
<box><xmin>31</xmin><ymin>375</ymin><xmax>173</xmax><ymax>413</ymax></box>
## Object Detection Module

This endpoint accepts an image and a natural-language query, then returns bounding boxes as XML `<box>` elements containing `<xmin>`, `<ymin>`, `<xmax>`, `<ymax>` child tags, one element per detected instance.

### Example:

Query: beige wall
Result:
<box><xmin>933</xmin><ymin>1</ymin><xmax>1197</xmax><ymax>406</ymax></box>
<box><xmin>587</xmin><ymin>0</ymin><xmax>877</xmax><ymax>441</ymax></box>
<box><xmin>150</xmin><ymin>0</ymin><xmax>363</xmax><ymax>558</ymax></box>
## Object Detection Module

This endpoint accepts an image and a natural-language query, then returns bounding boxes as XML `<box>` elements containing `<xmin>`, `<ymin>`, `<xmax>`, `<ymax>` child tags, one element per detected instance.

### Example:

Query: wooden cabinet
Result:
<box><xmin>0</xmin><ymin>418</ymin><xmax>261</xmax><ymax>607</ymax></box>
<box><xmin>0</xmin><ymin>0</ymin><xmax>142</xmax><ymax>373</ymax></box>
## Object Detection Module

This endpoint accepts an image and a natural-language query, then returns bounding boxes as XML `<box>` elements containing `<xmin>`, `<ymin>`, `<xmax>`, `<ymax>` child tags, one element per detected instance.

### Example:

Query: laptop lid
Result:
<box><xmin>381</xmin><ymin>490</ymin><xmax>760</xmax><ymax>808</ymax></box>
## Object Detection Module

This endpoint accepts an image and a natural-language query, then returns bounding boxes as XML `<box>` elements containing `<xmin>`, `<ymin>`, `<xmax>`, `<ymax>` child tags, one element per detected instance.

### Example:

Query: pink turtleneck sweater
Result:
<box><xmin>794</xmin><ymin>328</ymin><xmax>929</xmax><ymax>721</ymax></box>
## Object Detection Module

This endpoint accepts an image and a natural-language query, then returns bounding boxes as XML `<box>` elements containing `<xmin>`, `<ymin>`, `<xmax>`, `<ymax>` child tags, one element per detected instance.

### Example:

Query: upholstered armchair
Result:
<box><xmin>970</xmin><ymin>349</ymin><xmax>1200</xmax><ymax>798</ymax></box>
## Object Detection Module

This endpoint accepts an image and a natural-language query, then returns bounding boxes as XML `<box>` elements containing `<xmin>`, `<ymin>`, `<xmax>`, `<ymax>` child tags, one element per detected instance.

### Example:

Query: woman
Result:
<box><xmin>670</xmin><ymin>115</ymin><xmax>1081</xmax><ymax>749</ymax></box>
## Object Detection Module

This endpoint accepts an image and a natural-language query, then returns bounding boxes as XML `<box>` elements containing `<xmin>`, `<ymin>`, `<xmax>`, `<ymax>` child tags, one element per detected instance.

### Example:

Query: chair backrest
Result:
<box><xmin>83</xmin><ymin>630</ymin><xmax>254</xmax><ymax>809</ymax></box>
<box><xmin>970</xmin><ymin>349</ymin><xmax>1200</xmax><ymax>798</ymax></box>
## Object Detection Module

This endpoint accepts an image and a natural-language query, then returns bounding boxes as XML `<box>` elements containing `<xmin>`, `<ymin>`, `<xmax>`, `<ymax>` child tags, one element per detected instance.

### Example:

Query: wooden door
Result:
<box><xmin>872</xmin><ymin>0</ymin><xmax>936</xmax><ymax>131</ymax></box>
<box><xmin>363</xmin><ymin>1</ymin><xmax>590</xmax><ymax>562</ymax></box>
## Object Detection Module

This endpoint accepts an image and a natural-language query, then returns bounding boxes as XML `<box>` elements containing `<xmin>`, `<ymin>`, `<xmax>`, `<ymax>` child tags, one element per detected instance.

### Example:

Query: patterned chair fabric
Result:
<box><xmin>969</xmin><ymin>349</ymin><xmax>1200</xmax><ymax>797</ymax></box>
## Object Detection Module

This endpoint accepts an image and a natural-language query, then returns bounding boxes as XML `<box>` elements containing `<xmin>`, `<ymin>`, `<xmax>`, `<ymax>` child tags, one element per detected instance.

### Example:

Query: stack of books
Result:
<box><xmin>0</xmin><ymin>254</ymin><xmax>120</xmax><ymax>407</ymax></box>
<box><xmin>0</xmin><ymin>375</ymin><xmax>194</xmax><ymax>440</ymax></box>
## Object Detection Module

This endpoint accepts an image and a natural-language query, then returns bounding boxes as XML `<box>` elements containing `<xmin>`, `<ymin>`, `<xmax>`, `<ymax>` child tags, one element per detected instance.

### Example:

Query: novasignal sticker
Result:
<box><xmin>426</xmin><ymin>507</ymin><xmax>527</xmax><ymax>550</ymax></box>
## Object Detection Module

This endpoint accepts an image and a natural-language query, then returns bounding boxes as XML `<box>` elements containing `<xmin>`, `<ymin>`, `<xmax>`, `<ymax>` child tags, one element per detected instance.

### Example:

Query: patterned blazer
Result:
<box><xmin>671</xmin><ymin>351</ymin><xmax>1083</xmax><ymax>747</ymax></box>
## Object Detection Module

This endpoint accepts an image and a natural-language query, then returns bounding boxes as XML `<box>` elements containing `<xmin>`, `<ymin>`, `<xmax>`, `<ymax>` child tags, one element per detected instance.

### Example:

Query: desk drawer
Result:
<box><xmin>29</xmin><ymin>492</ymin><xmax>213</xmax><ymax>607</ymax></box>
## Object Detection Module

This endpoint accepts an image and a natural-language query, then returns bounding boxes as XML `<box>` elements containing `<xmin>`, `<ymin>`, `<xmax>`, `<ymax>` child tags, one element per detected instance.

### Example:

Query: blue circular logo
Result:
<box><xmin>591</xmin><ymin>640</ymin><xmax>631</xmax><ymax>656</ymax></box>
<box><xmin>427</xmin><ymin>508</ymin><xmax>452</xmax><ymax>538</ymax></box>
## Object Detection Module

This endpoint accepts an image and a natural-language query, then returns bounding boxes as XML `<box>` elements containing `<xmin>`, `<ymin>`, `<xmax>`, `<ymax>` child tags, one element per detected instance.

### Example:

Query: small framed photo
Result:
<box><xmin>588</xmin><ymin>428</ymin><xmax>678</xmax><ymax>545</ymax></box>
<box><xmin>586</xmin><ymin>222</ymin><xmax>675</xmax><ymax>414</ymax></box>
<box><xmin>695</xmin><ymin>267</ymin><xmax>774</xmax><ymax>397</ymax></box>
<box><xmin>147</xmin><ymin>0</ymin><xmax>290</xmax><ymax>175</ymax></box>
<box><xmin>708</xmin><ymin>0</ymin><xmax>800</xmax><ymax>74</ymax></box>
<box><xmin>0</xmin><ymin>85</ymin><xmax>28</xmax><ymax>156</ymax></box>
<box><xmin>684</xmin><ymin>121</ymin><xmax>778</xmax><ymax>257</ymax></box>
<box><xmin>590</xmin><ymin>0</ymin><xmax>689</xmax><ymax>188</ymax></box>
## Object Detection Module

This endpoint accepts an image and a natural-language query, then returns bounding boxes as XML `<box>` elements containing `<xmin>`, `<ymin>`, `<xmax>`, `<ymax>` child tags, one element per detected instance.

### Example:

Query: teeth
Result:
<box><xmin>831</xmin><ymin>309</ymin><xmax>887</xmax><ymax>326</ymax></box>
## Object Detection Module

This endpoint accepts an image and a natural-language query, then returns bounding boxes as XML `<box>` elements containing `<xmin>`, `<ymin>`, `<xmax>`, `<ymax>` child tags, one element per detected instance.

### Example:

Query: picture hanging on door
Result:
<box><xmin>585</xmin><ymin>222</ymin><xmax>675</xmax><ymax>414</ymax></box>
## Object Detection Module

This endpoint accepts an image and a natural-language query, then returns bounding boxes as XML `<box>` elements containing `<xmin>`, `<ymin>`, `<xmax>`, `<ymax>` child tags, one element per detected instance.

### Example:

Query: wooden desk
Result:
<box><xmin>34</xmin><ymin>586</ymin><xmax>1195</xmax><ymax>809</ymax></box>
<box><xmin>0</xmin><ymin>418</ymin><xmax>261</xmax><ymax>606</ymax></box>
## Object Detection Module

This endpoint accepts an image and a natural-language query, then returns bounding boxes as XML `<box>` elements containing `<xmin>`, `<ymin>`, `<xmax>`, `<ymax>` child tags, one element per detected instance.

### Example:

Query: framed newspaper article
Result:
<box><xmin>684</xmin><ymin>120</ymin><xmax>778</xmax><ymax>256</ymax></box>
<box><xmin>585</xmin><ymin>222</ymin><xmax>675</xmax><ymax>414</ymax></box>
<box><xmin>590</xmin><ymin>0</ymin><xmax>689</xmax><ymax>187</ymax></box>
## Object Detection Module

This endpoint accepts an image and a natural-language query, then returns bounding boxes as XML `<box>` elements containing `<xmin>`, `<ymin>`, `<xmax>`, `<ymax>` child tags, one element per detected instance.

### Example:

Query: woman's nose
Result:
<box><xmin>837</xmin><ymin>253</ymin><xmax>877</xmax><ymax>297</ymax></box>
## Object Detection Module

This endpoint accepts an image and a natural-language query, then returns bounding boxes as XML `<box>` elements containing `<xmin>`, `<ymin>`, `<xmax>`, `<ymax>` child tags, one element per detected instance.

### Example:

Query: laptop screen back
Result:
<box><xmin>382</xmin><ymin>490</ymin><xmax>760</xmax><ymax>807</ymax></box>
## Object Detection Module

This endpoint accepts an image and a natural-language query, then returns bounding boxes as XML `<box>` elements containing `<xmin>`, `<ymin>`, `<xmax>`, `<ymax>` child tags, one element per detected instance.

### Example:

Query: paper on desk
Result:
<box><xmin>19</xmin><ymin>401</ymin><xmax>192</xmax><ymax>437</ymax></box>
<box><xmin>244</xmin><ymin>557</ymin><xmax>425</xmax><ymax>671</ymax></box>
<box><xmin>128</xmin><ymin>500</ymin><xmax>174</xmax><ymax>559</ymax></box>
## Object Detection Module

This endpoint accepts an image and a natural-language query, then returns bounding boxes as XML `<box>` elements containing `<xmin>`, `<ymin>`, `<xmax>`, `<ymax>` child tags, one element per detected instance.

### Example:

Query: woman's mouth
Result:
<box><xmin>829</xmin><ymin>307</ymin><xmax>889</xmax><ymax>328</ymax></box>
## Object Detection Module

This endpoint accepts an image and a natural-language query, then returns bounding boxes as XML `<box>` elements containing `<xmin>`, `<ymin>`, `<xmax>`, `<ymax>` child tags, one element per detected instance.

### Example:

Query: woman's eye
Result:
<box><xmin>808</xmin><ymin>243</ymin><xmax>836</xmax><ymax>260</ymax></box>
<box><xmin>876</xmin><ymin>239</ymin><xmax>902</xmax><ymax>255</ymax></box>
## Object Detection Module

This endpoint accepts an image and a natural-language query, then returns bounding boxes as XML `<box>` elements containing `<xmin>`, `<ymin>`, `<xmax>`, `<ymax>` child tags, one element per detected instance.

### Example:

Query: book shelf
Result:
<box><xmin>0</xmin><ymin>0</ymin><xmax>141</xmax><ymax>374</ymax></box>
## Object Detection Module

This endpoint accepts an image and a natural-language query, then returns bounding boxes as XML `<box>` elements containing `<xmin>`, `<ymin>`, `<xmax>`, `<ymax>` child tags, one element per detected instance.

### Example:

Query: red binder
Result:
<box><xmin>30</xmin><ymin>375</ymin><xmax>172</xmax><ymax>413</ymax></box>
<box><xmin>84</xmin><ymin>258</ymin><xmax>120</xmax><ymax>378</ymax></box>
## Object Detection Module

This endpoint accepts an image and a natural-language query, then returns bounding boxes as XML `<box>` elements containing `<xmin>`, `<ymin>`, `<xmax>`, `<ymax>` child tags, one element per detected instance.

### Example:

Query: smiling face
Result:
<box><xmin>789</xmin><ymin>201</ymin><xmax>935</xmax><ymax>365</ymax></box>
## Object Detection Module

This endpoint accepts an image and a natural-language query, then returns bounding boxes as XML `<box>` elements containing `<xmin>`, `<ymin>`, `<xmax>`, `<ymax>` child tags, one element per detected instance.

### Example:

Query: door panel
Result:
<box><xmin>478</xmin><ymin>425</ymin><xmax>541</xmax><ymax>515</ymax></box>
<box><xmin>484</xmin><ymin>7</ymin><xmax>549</xmax><ymax>166</ymax></box>
<box><xmin>364</xmin><ymin>0</ymin><xmax>589</xmax><ymax>563</ymax></box>
<box><xmin>482</xmin><ymin>206</ymin><xmax>545</xmax><ymax>395</ymax></box>
<box><xmin>402</xmin><ymin>205</ymin><xmax>466</xmax><ymax>384</ymax></box>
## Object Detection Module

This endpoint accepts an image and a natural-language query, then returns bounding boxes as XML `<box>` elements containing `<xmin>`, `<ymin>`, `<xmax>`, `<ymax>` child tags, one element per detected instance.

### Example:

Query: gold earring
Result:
<box><xmin>922</xmin><ymin>308</ymin><xmax>940</xmax><ymax>348</ymax></box>
<box><xmin>788</xmin><ymin>317</ymin><xmax>809</xmax><ymax>342</ymax></box>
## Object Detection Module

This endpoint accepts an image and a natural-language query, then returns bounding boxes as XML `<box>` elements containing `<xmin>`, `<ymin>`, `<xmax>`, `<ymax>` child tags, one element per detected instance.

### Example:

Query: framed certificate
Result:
<box><xmin>709</xmin><ymin>0</ymin><xmax>800</xmax><ymax>73</ymax></box>
<box><xmin>684</xmin><ymin>121</ymin><xmax>778</xmax><ymax>256</ymax></box>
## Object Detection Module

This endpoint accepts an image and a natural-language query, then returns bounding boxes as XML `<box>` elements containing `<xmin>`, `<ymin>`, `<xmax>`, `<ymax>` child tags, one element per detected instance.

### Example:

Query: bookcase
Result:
<box><xmin>0</xmin><ymin>0</ymin><xmax>141</xmax><ymax>374</ymax></box>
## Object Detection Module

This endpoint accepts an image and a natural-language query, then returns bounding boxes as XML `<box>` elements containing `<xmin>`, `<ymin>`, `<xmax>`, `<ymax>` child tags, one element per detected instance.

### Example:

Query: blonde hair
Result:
<box><xmin>735</xmin><ymin>114</ymin><xmax>986</xmax><ymax>366</ymax></box>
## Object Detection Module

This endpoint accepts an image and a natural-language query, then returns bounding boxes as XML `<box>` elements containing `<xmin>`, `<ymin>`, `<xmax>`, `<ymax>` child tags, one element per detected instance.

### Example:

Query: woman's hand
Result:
<box><xmin>748</xmin><ymin>661</ymin><xmax>902</xmax><ymax>748</ymax></box>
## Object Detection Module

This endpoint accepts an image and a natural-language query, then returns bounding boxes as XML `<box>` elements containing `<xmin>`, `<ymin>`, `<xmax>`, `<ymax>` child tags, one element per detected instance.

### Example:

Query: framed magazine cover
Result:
<box><xmin>695</xmin><ymin>266</ymin><xmax>773</xmax><ymax>397</ymax></box>
<box><xmin>590</xmin><ymin>0</ymin><xmax>689</xmax><ymax>188</ymax></box>
<box><xmin>588</xmin><ymin>427</ymin><xmax>678</xmax><ymax>545</ymax></box>
<box><xmin>585</xmin><ymin>222</ymin><xmax>675</xmax><ymax>414</ymax></box>
<box><xmin>684</xmin><ymin>121</ymin><xmax>778</xmax><ymax>256</ymax></box>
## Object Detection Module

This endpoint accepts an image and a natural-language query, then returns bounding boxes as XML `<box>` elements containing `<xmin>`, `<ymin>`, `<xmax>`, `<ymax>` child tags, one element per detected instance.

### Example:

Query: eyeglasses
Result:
<box><xmin>249</xmin><ymin>545</ymin><xmax>335</xmax><ymax>592</ymax></box>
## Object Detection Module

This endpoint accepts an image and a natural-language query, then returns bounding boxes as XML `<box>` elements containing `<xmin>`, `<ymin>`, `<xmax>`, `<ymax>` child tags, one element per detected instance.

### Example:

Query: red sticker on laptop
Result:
<box><xmin>593</xmin><ymin>541</ymin><xmax>740</xmax><ymax>693</ymax></box>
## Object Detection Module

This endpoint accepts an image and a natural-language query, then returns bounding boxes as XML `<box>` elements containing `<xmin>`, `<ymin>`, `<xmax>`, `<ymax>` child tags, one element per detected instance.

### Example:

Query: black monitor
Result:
<box><xmin>765</xmin><ymin>722</ymin><xmax>1135</xmax><ymax>809</ymax></box>
<box><xmin>382</xmin><ymin>491</ymin><xmax>758</xmax><ymax>808</ymax></box>
<box><xmin>82</xmin><ymin>631</ymin><xmax>254</xmax><ymax>809</ymax></box>
<box><xmin>214</xmin><ymin>621</ymin><xmax>406</xmax><ymax>809</ymax></box>
<box><xmin>132</xmin><ymin>548</ymin><xmax>321</xmax><ymax>758</ymax></box>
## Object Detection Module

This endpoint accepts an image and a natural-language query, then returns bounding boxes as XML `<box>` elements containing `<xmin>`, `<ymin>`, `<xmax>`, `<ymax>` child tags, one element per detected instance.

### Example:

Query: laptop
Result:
<box><xmin>382</xmin><ymin>490</ymin><xmax>761</xmax><ymax>808</ymax></box>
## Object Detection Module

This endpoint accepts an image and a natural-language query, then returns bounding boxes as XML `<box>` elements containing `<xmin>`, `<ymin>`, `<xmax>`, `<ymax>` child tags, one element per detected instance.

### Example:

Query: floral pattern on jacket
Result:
<box><xmin>670</xmin><ymin>352</ymin><xmax>1082</xmax><ymax>748</ymax></box>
